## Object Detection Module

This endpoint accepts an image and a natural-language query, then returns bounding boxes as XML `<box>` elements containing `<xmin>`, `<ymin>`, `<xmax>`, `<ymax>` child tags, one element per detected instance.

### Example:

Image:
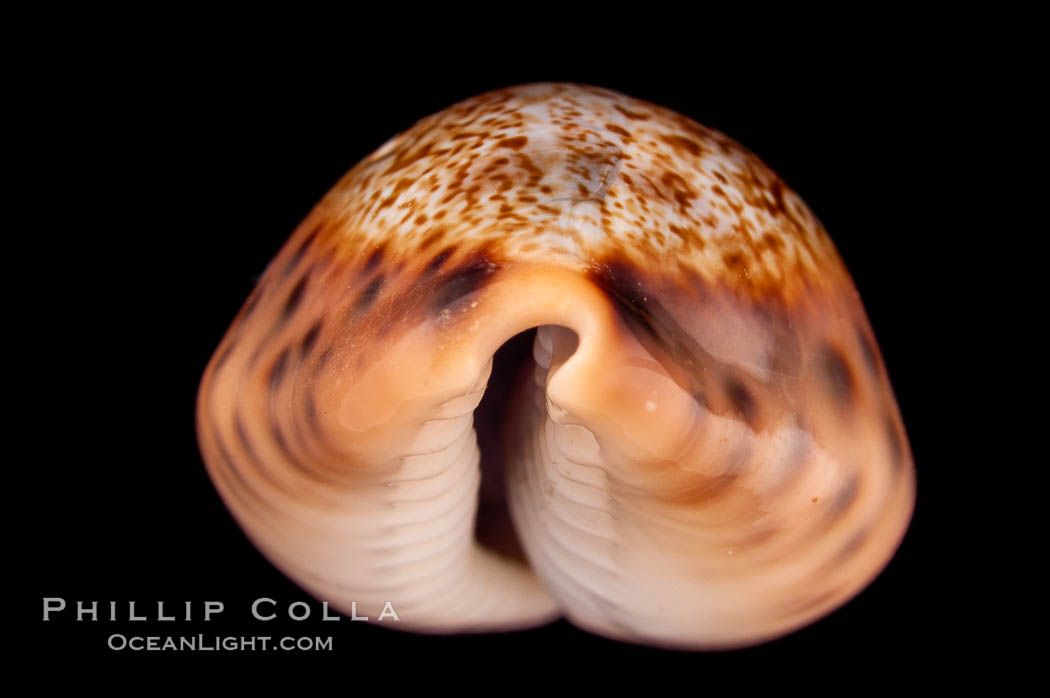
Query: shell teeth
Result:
<box><xmin>403</xmin><ymin>414</ymin><xmax>475</xmax><ymax>457</ymax></box>
<box><xmin>508</xmin><ymin>357</ymin><xmax>627</xmax><ymax>638</ymax></box>
<box><xmin>532</xmin><ymin>325</ymin><xmax>555</xmax><ymax>369</ymax></box>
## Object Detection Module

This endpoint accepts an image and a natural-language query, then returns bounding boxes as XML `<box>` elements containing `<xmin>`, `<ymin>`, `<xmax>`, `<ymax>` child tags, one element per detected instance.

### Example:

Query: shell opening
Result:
<box><xmin>473</xmin><ymin>326</ymin><xmax>582</xmax><ymax>574</ymax></box>
<box><xmin>473</xmin><ymin>327</ymin><xmax>537</xmax><ymax>565</ymax></box>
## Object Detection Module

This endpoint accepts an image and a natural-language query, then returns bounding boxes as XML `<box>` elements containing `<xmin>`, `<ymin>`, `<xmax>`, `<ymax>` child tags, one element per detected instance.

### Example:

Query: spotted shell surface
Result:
<box><xmin>196</xmin><ymin>83</ymin><xmax>914</xmax><ymax>648</ymax></box>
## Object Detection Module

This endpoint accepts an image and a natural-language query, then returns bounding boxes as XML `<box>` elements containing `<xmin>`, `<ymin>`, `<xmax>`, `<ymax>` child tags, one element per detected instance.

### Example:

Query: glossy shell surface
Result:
<box><xmin>196</xmin><ymin>83</ymin><xmax>915</xmax><ymax>649</ymax></box>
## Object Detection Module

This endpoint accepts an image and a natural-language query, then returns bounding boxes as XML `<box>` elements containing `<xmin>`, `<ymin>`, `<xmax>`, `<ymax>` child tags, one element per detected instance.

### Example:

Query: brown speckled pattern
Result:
<box><xmin>196</xmin><ymin>83</ymin><xmax>914</xmax><ymax>649</ymax></box>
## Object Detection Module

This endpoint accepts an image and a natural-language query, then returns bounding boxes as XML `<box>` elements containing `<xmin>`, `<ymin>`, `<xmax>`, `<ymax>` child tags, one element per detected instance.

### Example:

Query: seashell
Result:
<box><xmin>195</xmin><ymin>83</ymin><xmax>915</xmax><ymax>649</ymax></box>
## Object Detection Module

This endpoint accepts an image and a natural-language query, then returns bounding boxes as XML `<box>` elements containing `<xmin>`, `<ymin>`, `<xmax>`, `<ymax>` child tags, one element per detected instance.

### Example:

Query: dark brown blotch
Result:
<box><xmin>313</xmin><ymin>348</ymin><xmax>332</xmax><ymax>376</ymax></box>
<box><xmin>591</xmin><ymin>260</ymin><xmax>722</xmax><ymax>415</ymax></box>
<box><xmin>269</xmin><ymin>347</ymin><xmax>291</xmax><ymax>394</ymax></box>
<box><xmin>725</xmin><ymin>376</ymin><xmax>760</xmax><ymax>428</ymax></box>
<box><xmin>229</xmin><ymin>414</ymin><xmax>287</xmax><ymax>494</ymax></box>
<box><xmin>270</xmin><ymin>414</ymin><xmax>324</xmax><ymax>483</ymax></box>
<box><xmin>722</xmin><ymin>251</ymin><xmax>749</xmax><ymax>278</ymax></box>
<box><xmin>429</xmin><ymin>257</ymin><xmax>498</xmax><ymax>313</ymax></box>
<box><xmin>385</xmin><ymin>141</ymin><xmax>435</xmax><ymax>175</ymax></box>
<box><xmin>422</xmin><ymin>246</ymin><xmax>457</xmax><ymax>277</ymax></box>
<box><xmin>589</xmin><ymin>260</ymin><xmax>649</xmax><ymax>313</ymax></box>
<box><xmin>613</xmin><ymin>104</ymin><xmax>649</xmax><ymax>120</ymax></box>
<box><xmin>304</xmin><ymin>392</ymin><xmax>320</xmax><ymax>434</ymax></box>
<box><xmin>300</xmin><ymin>320</ymin><xmax>322</xmax><ymax>355</ymax></box>
<box><xmin>496</xmin><ymin>136</ymin><xmax>528</xmax><ymax>150</ymax></box>
<box><xmin>285</xmin><ymin>227</ymin><xmax>319</xmax><ymax>277</ymax></box>
<box><xmin>365</xmin><ymin>244</ymin><xmax>386</xmax><ymax>272</ymax></box>
<box><xmin>857</xmin><ymin>324</ymin><xmax>880</xmax><ymax>377</ymax></box>
<box><xmin>659</xmin><ymin>134</ymin><xmax>703</xmax><ymax>157</ymax></box>
<box><xmin>767</xmin><ymin>178</ymin><xmax>788</xmax><ymax>217</ymax></box>
<box><xmin>211</xmin><ymin>431</ymin><xmax>268</xmax><ymax>512</ymax></box>
<box><xmin>354</xmin><ymin>276</ymin><xmax>385</xmax><ymax>313</ymax></box>
<box><xmin>819</xmin><ymin>344</ymin><xmax>856</xmax><ymax>405</ymax></box>
<box><xmin>234</xmin><ymin>414</ymin><xmax>260</xmax><ymax>464</ymax></box>
<box><xmin>419</xmin><ymin>228</ymin><xmax>446</xmax><ymax>251</ymax></box>
<box><xmin>280</xmin><ymin>275</ymin><xmax>309</xmax><ymax>324</ymax></box>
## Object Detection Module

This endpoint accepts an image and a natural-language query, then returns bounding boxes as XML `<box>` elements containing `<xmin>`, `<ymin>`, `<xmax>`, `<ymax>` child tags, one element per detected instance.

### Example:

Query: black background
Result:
<box><xmin>26</xmin><ymin>42</ymin><xmax>966</xmax><ymax>670</ymax></box>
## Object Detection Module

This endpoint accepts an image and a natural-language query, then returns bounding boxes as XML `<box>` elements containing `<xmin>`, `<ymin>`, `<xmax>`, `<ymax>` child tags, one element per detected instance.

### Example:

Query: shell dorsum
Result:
<box><xmin>196</xmin><ymin>82</ymin><xmax>915</xmax><ymax>649</ymax></box>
